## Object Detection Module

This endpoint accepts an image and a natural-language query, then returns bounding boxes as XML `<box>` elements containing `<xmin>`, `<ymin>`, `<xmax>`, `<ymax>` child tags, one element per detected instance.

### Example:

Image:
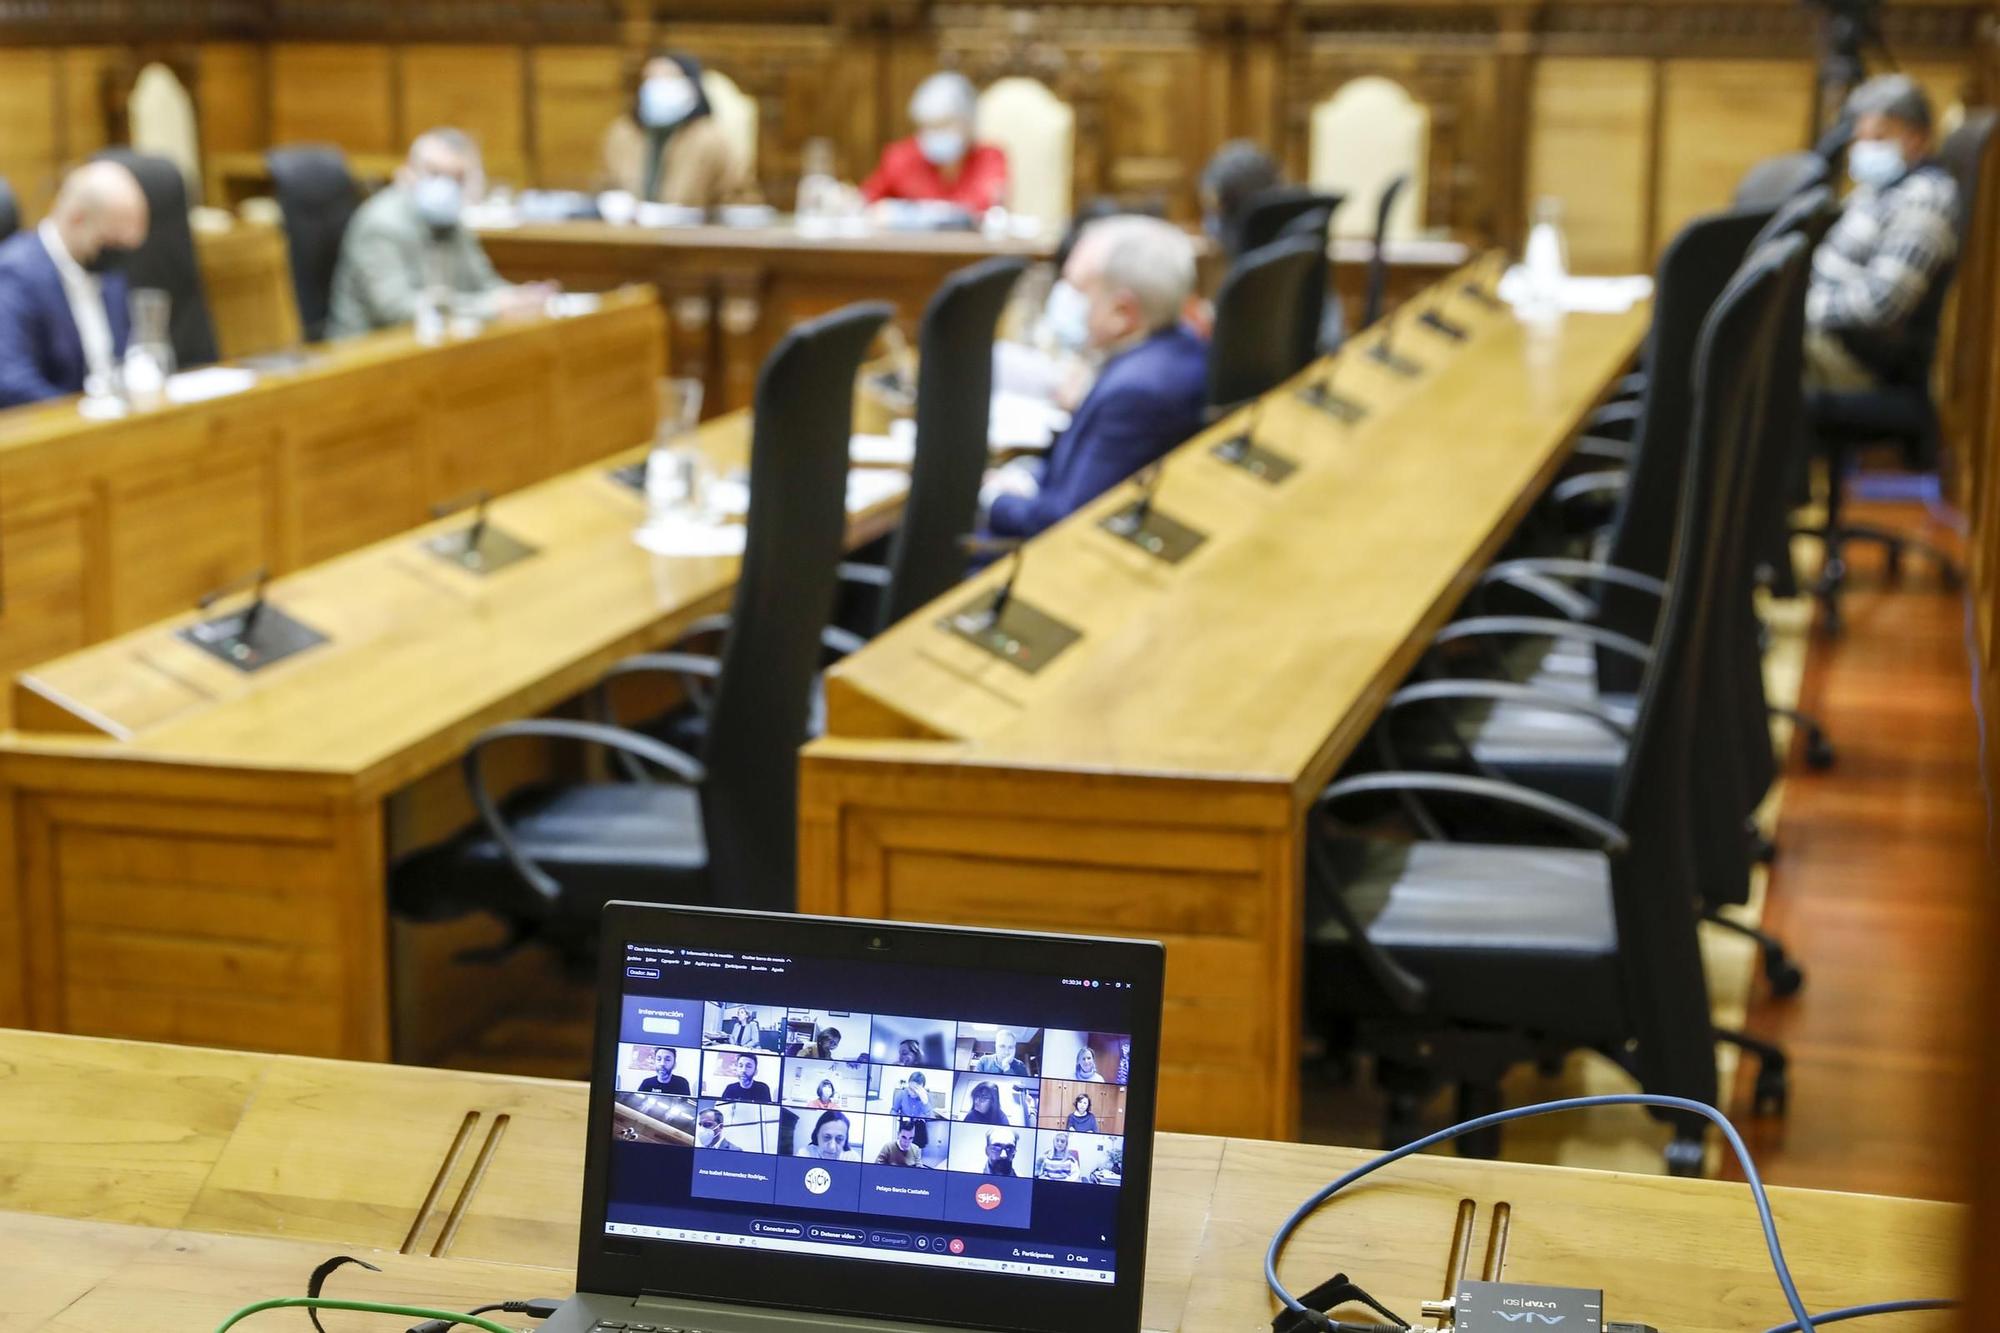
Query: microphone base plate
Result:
<box><xmin>177</xmin><ymin>605</ymin><xmax>328</xmax><ymax>673</ymax></box>
<box><xmin>1210</xmin><ymin>436</ymin><xmax>1297</xmax><ymax>484</ymax></box>
<box><xmin>940</xmin><ymin>591</ymin><xmax>1081</xmax><ymax>674</ymax></box>
<box><xmin>1366</xmin><ymin>343</ymin><xmax>1425</xmax><ymax>377</ymax></box>
<box><xmin>1099</xmin><ymin>501</ymin><xmax>1206</xmax><ymax>565</ymax></box>
<box><xmin>1296</xmin><ymin>381</ymin><xmax>1367</xmax><ymax>424</ymax></box>
<box><xmin>423</xmin><ymin>523</ymin><xmax>538</xmax><ymax>575</ymax></box>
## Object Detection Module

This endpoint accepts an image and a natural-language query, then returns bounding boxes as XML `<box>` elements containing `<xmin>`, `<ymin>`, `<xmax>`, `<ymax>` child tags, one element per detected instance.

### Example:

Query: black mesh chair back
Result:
<box><xmin>701</xmin><ymin>301</ymin><xmax>893</xmax><ymax>911</ymax></box>
<box><xmin>1609</xmin><ymin>236</ymin><xmax>1799</xmax><ymax>1112</ymax></box>
<box><xmin>94</xmin><ymin>149</ymin><xmax>218</xmax><ymax>369</ymax></box>
<box><xmin>0</xmin><ymin>177</ymin><xmax>18</xmax><ymax>242</ymax></box>
<box><xmin>1593</xmin><ymin>205</ymin><xmax>1771</xmax><ymax>677</ymax></box>
<box><xmin>1207</xmin><ymin>233</ymin><xmax>1324</xmax><ymax>412</ymax></box>
<box><xmin>879</xmin><ymin>257</ymin><xmax>1026</xmax><ymax>631</ymax></box>
<box><xmin>1361</xmin><ymin>174</ymin><xmax>1409</xmax><ymax>328</ymax></box>
<box><xmin>1731</xmin><ymin>151</ymin><xmax>1829</xmax><ymax>209</ymax></box>
<box><xmin>1239</xmin><ymin>186</ymin><xmax>1344</xmax><ymax>255</ymax></box>
<box><xmin>1277</xmin><ymin>204</ymin><xmax>1336</xmax><ymax>367</ymax></box>
<box><xmin>1941</xmin><ymin>109</ymin><xmax>1998</xmax><ymax>232</ymax></box>
<box><xmin>267</xmin><ymin>145</ymin><xmax>361</xmax><ymax>341</ymax></box>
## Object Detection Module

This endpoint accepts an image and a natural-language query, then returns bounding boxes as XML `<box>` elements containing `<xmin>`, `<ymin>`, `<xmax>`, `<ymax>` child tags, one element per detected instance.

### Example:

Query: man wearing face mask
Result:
<box><xmin>1805</xmin><ymin>75</ymin><xmax>1960</xmax><ymax>390</ymax></box>
<box><xmin>326</xmin><ymin>128</ymin><xmax>553</xmax><ymax>339</ymax></box>
<box><xmin>980</xmin><ymin>215</ymin><xmax>1207</xmax><ymax>539</ymax></box>
<box><xmin>0</xmin><ymin>159</ymin><xmax>149</xmax><ymax>407</ymax></box>
<box><xmin>600</xmin><ymin>51</ymin><xmax>756</xmax><ymax>210</ymax></box>
<box><xmin>860</xmin><ymin>72</ymin><xmax>1009</xmax><ymax>216</ymax></box>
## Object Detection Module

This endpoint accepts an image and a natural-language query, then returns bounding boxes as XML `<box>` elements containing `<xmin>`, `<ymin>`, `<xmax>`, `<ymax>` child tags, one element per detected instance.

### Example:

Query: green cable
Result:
<box><xmin>214</xmin><ymin>1296</ymin><xmax>519</xmax><ymax>1333</ymax></box>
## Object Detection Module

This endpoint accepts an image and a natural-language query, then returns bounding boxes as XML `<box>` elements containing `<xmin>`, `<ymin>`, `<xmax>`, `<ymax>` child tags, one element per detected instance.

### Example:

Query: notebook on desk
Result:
<box><xmin>547</xmin><ymin>903</ymin><xmax>1165</xmax><ymax>1333</ymax></box>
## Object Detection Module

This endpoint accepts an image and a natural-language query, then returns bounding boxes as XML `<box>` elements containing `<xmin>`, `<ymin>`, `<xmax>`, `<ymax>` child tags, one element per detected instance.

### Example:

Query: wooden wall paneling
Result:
<box><xmin>0</xmin><ymin>50</ymin><xmax>61</xmax><ymax>223</ymax></box>
<box><xmin>399</xmin><ymin>44</ymin><xmax>530</xmax><ymax>187</ymax></box>
<box><xmin>1527</xmin><ymin>57</ymin><xmax>1656</xmax><ymax>274</ymax></box>
<box><xmin>195</xmin><ymin>42</ymin><xmax>266</xmax><ymax>170</ymax></box>
<box><xmin>60</xmin><ymin>48</ymin><xmax>123</xmax><ymax>169</ymax></box>
<box><xmin>530</xmin><ymin>45</ymin><xmax>625</xmax><ymax>191</ymax></box>
<box><xmin>1653</xmin><ymin>58</ymin><xmax>1814</xmax><ymax>258</ymax></box>
<box><xmin>268</xmin><ymin>43</ymin><xmax>397</xmax><ymax>153</ymax></box>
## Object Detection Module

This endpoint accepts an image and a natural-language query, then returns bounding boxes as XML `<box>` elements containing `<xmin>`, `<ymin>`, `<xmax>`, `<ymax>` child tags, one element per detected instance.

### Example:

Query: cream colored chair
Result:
<box><xmin>129</xmin><ymin>62</ymin><xmax>202</xmax><ymax>199</ymax></box>
<box><xmin>975</xmin><ymin>76</ymin><xmax>1074</xmax><ymax>226</ymax></box>
<box><xmin>1308</xmin><ymin>75</ymin><xmax>1428</xmax><ymax>240</ymax></box>
<box><xmin>701</xmin><ymin>69</ymin><xmax>760</xmax><ymax>181</ymax></box>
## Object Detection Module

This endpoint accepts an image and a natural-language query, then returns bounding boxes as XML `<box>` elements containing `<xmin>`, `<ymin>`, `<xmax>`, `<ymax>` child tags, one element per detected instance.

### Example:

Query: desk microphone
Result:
<box><xmin>1461</xmin><ymin>251</ymin><xmax>1506</xmax><ymax>309</ymax></box>
<box><xmin>1417</xmin><ymin>283</ymin><xmax>1470</xmax><ymax>341</ymax></box>
<box><xmin>956</xmin><ymin>534</ymin><xmax>1027</xmax><ymax>628</ymax></box>
<box><xmin>432</xmin><ymin>488</ymin><xmax>493</xmax><ymax>559</ymax></box>
<box><xmin>1216</xmin><ymin>399</ymin><xmax>1266</xmax><ymax>465</ymax></box>
<box><xmin>1366</xmin><ymin>305</ymin><xmax>1424</xmax><ymax>377</ymax></box>
<box><xmin>1111</xmin><ymin>463</ymin><xmax>1167</xmax><ymax>536</ymax></box>
<box><xmin>197</xmin><ymin>565</ymin><xmax>272</xmax><ymax>641</ymax></box>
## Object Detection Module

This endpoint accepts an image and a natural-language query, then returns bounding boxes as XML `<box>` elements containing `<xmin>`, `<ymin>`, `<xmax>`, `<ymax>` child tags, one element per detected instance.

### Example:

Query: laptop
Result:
<box><xmin>549</xmin><ymin>902</ymin><xmax>1166</xmax><ymax>1333</ymax></box>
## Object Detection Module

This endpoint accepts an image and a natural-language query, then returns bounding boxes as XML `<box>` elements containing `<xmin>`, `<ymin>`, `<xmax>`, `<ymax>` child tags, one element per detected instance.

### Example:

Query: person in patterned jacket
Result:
<box><xmin>1806</xmin><ymin>74</ymin><xmax>1960</xmax><ymax>389</ymax></box>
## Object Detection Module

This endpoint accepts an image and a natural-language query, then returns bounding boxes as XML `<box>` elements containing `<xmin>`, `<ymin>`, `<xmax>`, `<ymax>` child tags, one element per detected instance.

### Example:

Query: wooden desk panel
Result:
<box><xmin>0</xmin><ymin>1032</ymin><xmax>1962</xmax><ymax>1333</ymax></box>
<box><xmin>0</xmin><ymin>292</ymin><xmax>664</xmax><ymax>687</ymax></box>
<box><xmin>801</xmin><ymin>278</ymin><xmax>1652</xmax><ymax>1142</ymax></box>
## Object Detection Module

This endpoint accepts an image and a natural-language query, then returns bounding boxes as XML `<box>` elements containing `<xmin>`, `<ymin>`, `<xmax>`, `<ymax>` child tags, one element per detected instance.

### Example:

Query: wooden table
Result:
<box><xmin>0</xmin><ymin>289</ymin><xmax>662</xmax><ymax>686</ymax></box>
<box><xmin>799</xmin><ymin>278</ymin><xmax>1653</xmax><ymax>1142</ymax></box>
<box><xmin>479</xmin><ymin>221</ymin><xmax>1468</xmax><ymax>417</ymax></box>
<box><xmin>0</xmin><ymin>415</ymin><xmax>908</xmax><ymax>1065</ymax></box>
<box><xmin>0</xmin><ymin>1030</ymin><xmax>1960</xmax><ymax>1332</ymax></box>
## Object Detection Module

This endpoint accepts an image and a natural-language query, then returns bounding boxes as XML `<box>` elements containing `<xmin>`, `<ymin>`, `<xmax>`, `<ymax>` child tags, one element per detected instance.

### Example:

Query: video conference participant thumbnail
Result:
<box><xmin>693</xmin><ymin>1100</ymin><xmax>779</xmax><ymax>1153</ymax></box>
<box><xmin>869</xmin><ymin>1065</ymin><xmax>951</xmax><ymax>1121</ymax></box>
<box><xmin>869</xmin><ymin>1013</ymin><xmax>957</xmax><ymax>1069</ymax></box>
<box><xmin>784</xmin><ymin>1008</ymin><xmax>872</xmax><ymax>1061</ymax></box>
<box><xmin>955</xmin><ymin>1076</ymin><xmax>1035</xmax><ymax>1128</ymax></box>
<box><xmin>618</xmin><ymin>994</ymin><xmax>702</xmax><ymax>1050</ymax></box>
<box><xmin>1035</xmin><ymin>1129</ymin><xmax>1124</xmax><ymax>1184</ymax></box>
<box><xmin>687</xmin><ymin>1101</ymin><xmax>781</xmax><ymax>1206</ymax></box>
<box><xmin>1040</xmin><ymin>1081</ymin><xmax>1125</xmax><ymax>1136</ymax></box>
<box><xmin>612</xmin><ymin>1090</ymin><xmax>696</xmax><ymax>1146</ymax></box>
<box><xmin>617</xmin><ymin>1043</ymin><xmax>694</xmax><ymax>1095</ymax></box>
<box><xmin>955</xmin><ymin>1024</ymin><xmax>1042</xmax><ymax>1076</ymax></box>
<box><xmin>704</xmin><ymin>1048</ymin><xmax>778</xmax><ymax>1102</ymax></box>
<box><xmin>783</xmin><ymin>1057</ymin><xmax>870</xmax><ymax>1111</ymax></box>
<box><xmin>1042</xmin><ymin>1029</ymin><xmax>1131</xmax><ymax>1085</ymax></box>
<box><xmin>863</xmin><ymin>1113</ymin><xmax>948</xmax><ymax>1169</ymax></box>
<box><xmin>703</xmin><ymin>1002</ymin><xmax>785</xmax><ymax>1052</ymax></box>
<box><xmin>941</xmin><ymin>1122</ymin><xmax>1036</xmax><ymax>1229</ymax></box>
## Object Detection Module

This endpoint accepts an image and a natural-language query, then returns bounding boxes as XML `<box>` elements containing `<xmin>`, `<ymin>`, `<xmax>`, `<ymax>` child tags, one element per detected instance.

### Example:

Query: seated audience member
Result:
<box><xmin>1199</xmin><ymin>139</ymin><xmax>1281</xmax><ymax>259</ymax></box>
<box><xmin>1072</xmin><ymin>1047</ymin><xmax>1104</xmax><ymax>1082</ymax></box>
<box><xmin>802</xmin><ymin>1110</ymin><xmax>853</xmax><ymax>1160</ymax></box>
<box><xmin>637</xmin><ymin>1047</ymin><xmax>690</xmax><ymax>1095</ymax></box>
<box><xmin>718</xmin><ymin>1006</ymin><xmax>763</xmax><ymax>1048</ymax></box>
<box><xmin>601</xmin><ymin>51</ymin><xmax>756</xmax><ymax>209</ymax></box>
<box><xmin>962</xmin><ymin>1081</ymin><xmax>1009</xmax><ymax>1125</ymax></box>
<box><xmin>982</xmin><ymin>216</ymin><xmax>1207</xmax><ymax>538</ymax></box>
<box><xmin>983</xmin><ymin>1127</ymin><xmax>1021</xmax><ymax>1176</ymax></box>
<box><xmin>798</xmin><ymin>1026</ymin><xmax>845</xmax><ymax>1060</ymax></box>
<box><xmin>861</xmin><ymin>72</ymin><xmax>1008</xmax><ymax>215</ymax></box>
<box><xmin>718</xmin><ymin>1053</ymin><xmax>773</xmax><ymax>1103</ymax></box>
<box><xmin>1037</xmin><ymin>1131</ymin><xmax>1080</xmax><ymax>1180</ymax></box>
<box><xmin>1066</xmin><ymin>1093</ymin><xmax>1097</xmax><ymax>1133</ymax></box>
<box><xmin>805</xmin><ymin>1078</ymin><xmax>840</xmax><ymax>1110</ymax></box>
<box><xmin>326</xmin><ymin>128</ymin><xmax>551</xmax><ymax>338</ymax></box>
<box><xmin>695</xmin><ymin>1108</ymin><xmax>742</xmax><ymax>1150</ymax></box>
<box><xmin>0</xmin><ymin>160</ymin><xmax>149</xmax><ymax>407</ymax></box>
<box><xmin>876</xmin><ymin>1118</ymin><xmax>925</xmax><ymax>1166</ymax></box>
<box><xmin>891</xmin><ymin>1070</ymin><xmax>935</xmax><ymax>1119</ymax></box>
<box><xmin>895</xmin><ymin>1038</ymin><xmax>924</xmax><ymax>1067</ymax></box>
<box><xmin>971</xmin><ymin>1027</ymin><xmax>1031</xmax><ymax>1076</ymax></box>
<box><xmin>1806</xmin><ymin>75</ymin><xmax>1960</xmax><ymax>390</ymax></box>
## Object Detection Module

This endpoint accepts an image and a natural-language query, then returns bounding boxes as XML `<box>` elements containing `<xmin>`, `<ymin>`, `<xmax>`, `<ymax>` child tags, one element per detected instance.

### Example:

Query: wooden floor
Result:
<box><xmin>1725</xmin><ymin>497</ymin><xmax>1990</xmax><ymax>1201</ymax></box>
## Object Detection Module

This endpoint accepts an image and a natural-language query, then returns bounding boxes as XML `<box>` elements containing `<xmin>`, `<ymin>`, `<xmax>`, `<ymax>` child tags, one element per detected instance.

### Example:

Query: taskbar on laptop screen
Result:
<box><xmin>603</xmin><ymin>941</ymin><xmax>1141</xmax><ymax>1286</ymax></box>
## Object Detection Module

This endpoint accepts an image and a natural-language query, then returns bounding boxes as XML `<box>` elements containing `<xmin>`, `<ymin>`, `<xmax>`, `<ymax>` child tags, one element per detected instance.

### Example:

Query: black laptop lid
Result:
<box><xmin>579</xmin><ymin>904</ymin><xmax>1166</xmax><ymax>1333</ymax></box>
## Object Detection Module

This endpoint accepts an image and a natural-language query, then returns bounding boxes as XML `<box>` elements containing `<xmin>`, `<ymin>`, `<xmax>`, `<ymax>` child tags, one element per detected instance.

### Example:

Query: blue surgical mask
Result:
<box><xmin>639</xmin><ymin>77</ymin><xmax>699</xmax><ymax>130</ymax></box>
<box><xmin>412</xmin><ymin>174</ymin><xmax>463</xmax><ymax>232</ymax></box>
<box><xmin>918</xmin><ymin>128</ymin><xmax>968</xmax><ymax>168</ymax></box>
<box><xmin>1847</xmin><ymin>139</ymin><xmax>1908</xmax><ymax>190</ymax></box>
<box><xmin>1042</xmin><ymin>279</ymin><xmax>1092</xmax><ymax>353</ymax></box>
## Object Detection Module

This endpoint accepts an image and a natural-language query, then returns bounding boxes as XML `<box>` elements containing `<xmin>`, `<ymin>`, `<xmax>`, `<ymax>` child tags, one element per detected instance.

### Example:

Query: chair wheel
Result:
<box><xmin>1663</xmin><ymin>1136</ymin><xmax>1705</xmax><ymax>1177</ymax></box>
<box><xmin>1753</xmin><ymin>1063</ymin><xmax>1790</xmax><ymax>1117</ymax></box>
<box><xmin>1805</xmin><ymin>730</ymin><xmax>1836</xmax><ymax>771</ymax></box>
<box><xmin>1765</xmin><ymin>953</ymin><xmax>1806</xmax><ymax>998</ymax></box>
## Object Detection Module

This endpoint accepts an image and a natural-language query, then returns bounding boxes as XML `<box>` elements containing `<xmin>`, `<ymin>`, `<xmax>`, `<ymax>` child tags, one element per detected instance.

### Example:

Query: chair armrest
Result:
<box><xmin>837</xmin><ymin>561</ymin><xmax>893</xmax><ymax>588</ymax></box>
<box><xmin>1551</xmin><ymin>471</ymin><xmax>1629</xmax><ymax>509</ymax></box>
<box><xmin>461</xmin><ymin>719</ymin><xmax>707</xmax><ymax>905</ymax></box>
<box><xmin>1387</xmin><ymin>678</ymin><xmax>1634</xmax><ymax>740</ymax></box>
<box><xmin>1584</xmin><ymin>399</ymin><xmax>1642</xmax><ymax>439</ymax></box>
<box><xmin>1611</xmin><ymin>370</ymin><xmax>1648</xmax><ymax>399</ymax></box>
<box><xmin>1572</xmin><ymin>435</ymin><xmax>1636</xmax><ymax>466</ymax></box>
<box><xmin>1476</xmin><ymin>557</ymin><xmax>1669</xmax><ymax>621</ymax></box>
<box><xmin>822</xmin><ymin>625</ymin><xmax>868</xmax><ymax>658</ymax></box>
<box><xmin>1433</xmin><ymin>615</ymin><xmax>1654</xmax><ymax>670</ymax></box>
<box><xmin>1317</xmin><ymin>770</ymin><xmax>1631</xmax><ymax>854</ymax></box>
<box><xmin>669</xmin><ymin>613</ymin><xmax>734</xmax><ymax>650</ymax></box>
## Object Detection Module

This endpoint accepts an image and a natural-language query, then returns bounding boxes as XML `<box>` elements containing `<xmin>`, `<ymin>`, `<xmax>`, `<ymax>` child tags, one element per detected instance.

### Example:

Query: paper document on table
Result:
<box><xmin>547</xmin><ymin>292</ymin><xmax>603</xmax><ymax>319</ymax></box>
<box><xmin>847</xmin><ymin>468</ymin><xmax>912</xmax><ymax>513</ymax></box>
<box><xmin>1497</xmin><ymin>267</ymin><xmax>1654</xmax><ymax>314</ymax></box>
<box><xmin>634</xmin><ymin>515</ymin><xmax>747</xmax><ymax>557</ymax></box>
<box><xmin>166</xmin><ymin>367</ymin><xmax>259</xmax><ymax>404</ymax></box>
<box><xmin>991</xmin><ymin>390</ymin><xmax>1069</xmax><ymax>453</ymax></box>
<box><xmin>850</xmin><ymin>429</ymin><xmax>917</xmax><ymax>467</ymax></box>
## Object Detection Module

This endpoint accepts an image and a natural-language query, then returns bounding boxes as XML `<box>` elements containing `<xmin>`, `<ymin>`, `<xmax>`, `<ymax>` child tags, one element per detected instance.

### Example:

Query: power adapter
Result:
<box><xmin>1427</xmin><ymin>1280</ymin><xmax>1659</xmax><ymax>1333</ymax></box>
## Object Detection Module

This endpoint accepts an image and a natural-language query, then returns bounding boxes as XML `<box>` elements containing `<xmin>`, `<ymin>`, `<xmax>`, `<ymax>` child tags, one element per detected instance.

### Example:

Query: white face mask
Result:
<box><xmin>1042</xmin><ymin>279</ymin><xmax>1093</xmax><ymax>353</ymax></box>
<box><xmin>639</xmin><ymin>77</ymin><xmax>699</xmax><ymax>131</ymax></box>
<box><xmin>411</xmin><ymin>174</ymin><xmax>463</xmax><ymax>232</ymax></box>
<box><xmin>918</xmin><ymin>128</ymin><xmax>968</xmax><ymax>168</ymax></box>
<box><xmin>1847</xmin><ymin>138</ymin><xmax>1908</xmax><ymax>190</ymax></box>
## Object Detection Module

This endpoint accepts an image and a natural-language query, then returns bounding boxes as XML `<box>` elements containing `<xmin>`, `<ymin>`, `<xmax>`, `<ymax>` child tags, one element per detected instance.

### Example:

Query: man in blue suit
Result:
<box><xmin>0</xmin><ymin>160</ymin><xmax>150</xmax><ymax>408</ymax></box>
<box><xmin>983</xmin><ymin>215</ymin><xmax>1207</xmax><ymax>538</ymax></box>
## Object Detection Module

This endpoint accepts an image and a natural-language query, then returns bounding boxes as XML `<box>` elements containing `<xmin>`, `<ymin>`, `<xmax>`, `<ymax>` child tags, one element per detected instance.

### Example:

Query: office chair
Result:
<box><xmin>1360</xmin><ymin>174</ymin><xmax>1408</xmax><ymax>329</ymax></box>
<box><xmin>1207</xmin><ymin>233</ymin><xmax>1325</xmax><ymax>412</ymax></box>
<box><xmin>94</xmin><ymin>148</ymin><xmax>218</xmax><ymax>369</ymax></box>
<box><xmin>1802</xmin><ymin>109</ymin><xmax>1994</xmax><ymax>634</ymax></box>
<box><xmin>266</xmin><ymin>145</ymin><xmax>361</xmax><ymax>342</ymax></box>
<box><xmin>1238</xmin><ymin>187</ymin><xmax>1344</xmax><ymax>363</ymax></box>
<box><xmin>391</xmin><ymin>302</ymin><xmax>894</xmax><ymax>956</ymax></box>
<box><xmin>0</xmin><ymin>178</ymin><xmax>18</xmax><ymax>243</ymax></box>
<box><xmin>1308</xmin><ymin>237</ymin><xmax>1802</xmax><ymax>1172</ymax></box>
<box><xmin>1238</xmin><ymin>186</ymin><xmax>1345</xmax><ymax>254</ymax></box>
<box><xmin>1732</xmin><ymin>150</ymin><xmax>1830</xmax><ymax>210</ymax></box>
<box><xmin>856</xmin><ymin>255</ymin><xmax>1027</xmax><ymax>635</ymax></box>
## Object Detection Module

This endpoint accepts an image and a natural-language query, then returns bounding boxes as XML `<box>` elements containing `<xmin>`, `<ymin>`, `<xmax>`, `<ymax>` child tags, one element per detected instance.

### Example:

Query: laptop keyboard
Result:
<box><xmin>591</xmin><ymin>1324</ymin><xmax>706</xmax><ymax>1333</ymax></box>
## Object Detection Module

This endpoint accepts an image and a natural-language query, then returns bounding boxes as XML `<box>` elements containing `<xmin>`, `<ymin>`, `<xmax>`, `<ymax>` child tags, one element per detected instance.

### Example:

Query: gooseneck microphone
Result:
<box><xmin>197</xmin><ymin>565</ymin><xmax>272</xmax><ymax>641</ymax></box>
<box><xmin>956</xmin><ymin>534</ymin><xmax>1028</xmax><ymax>628</ymax></box>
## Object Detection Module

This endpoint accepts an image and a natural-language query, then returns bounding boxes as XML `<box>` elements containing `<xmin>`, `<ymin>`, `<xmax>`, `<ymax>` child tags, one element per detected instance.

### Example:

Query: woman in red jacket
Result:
<box><xmin>861</xmin><ymin>71</ymin><xmax>1009</xmax><ymax>216</ymax></box>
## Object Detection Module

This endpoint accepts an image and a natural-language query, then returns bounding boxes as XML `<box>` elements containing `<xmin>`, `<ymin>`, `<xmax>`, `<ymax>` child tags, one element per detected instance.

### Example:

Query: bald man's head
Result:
<box><xmin>51</xmin><ymin>161</ymin><xmax>149</xmax><ymax>274</ymax></box>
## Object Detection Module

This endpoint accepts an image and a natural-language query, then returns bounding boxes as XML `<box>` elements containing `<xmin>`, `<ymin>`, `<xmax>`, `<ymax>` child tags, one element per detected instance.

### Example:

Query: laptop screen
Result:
<box><xmin>601</xmin><ymin>937</ymin><xmax>1140</xmax><ymax>1287</ymax></box>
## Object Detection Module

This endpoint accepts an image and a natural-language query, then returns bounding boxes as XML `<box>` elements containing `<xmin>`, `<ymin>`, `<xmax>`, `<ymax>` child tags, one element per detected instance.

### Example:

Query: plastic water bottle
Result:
<box><xmin>1523</xmin><ymin>196</ymin><xmax>1570</xmax><ymax>316</ymax></box>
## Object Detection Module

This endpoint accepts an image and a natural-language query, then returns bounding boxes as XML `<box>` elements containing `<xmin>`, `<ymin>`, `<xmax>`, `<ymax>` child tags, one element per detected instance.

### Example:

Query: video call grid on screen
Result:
<box><xmin>605</xmin><ymin>941</ymin><xmax>1139</xmax><ymax>1285</ymax></box>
